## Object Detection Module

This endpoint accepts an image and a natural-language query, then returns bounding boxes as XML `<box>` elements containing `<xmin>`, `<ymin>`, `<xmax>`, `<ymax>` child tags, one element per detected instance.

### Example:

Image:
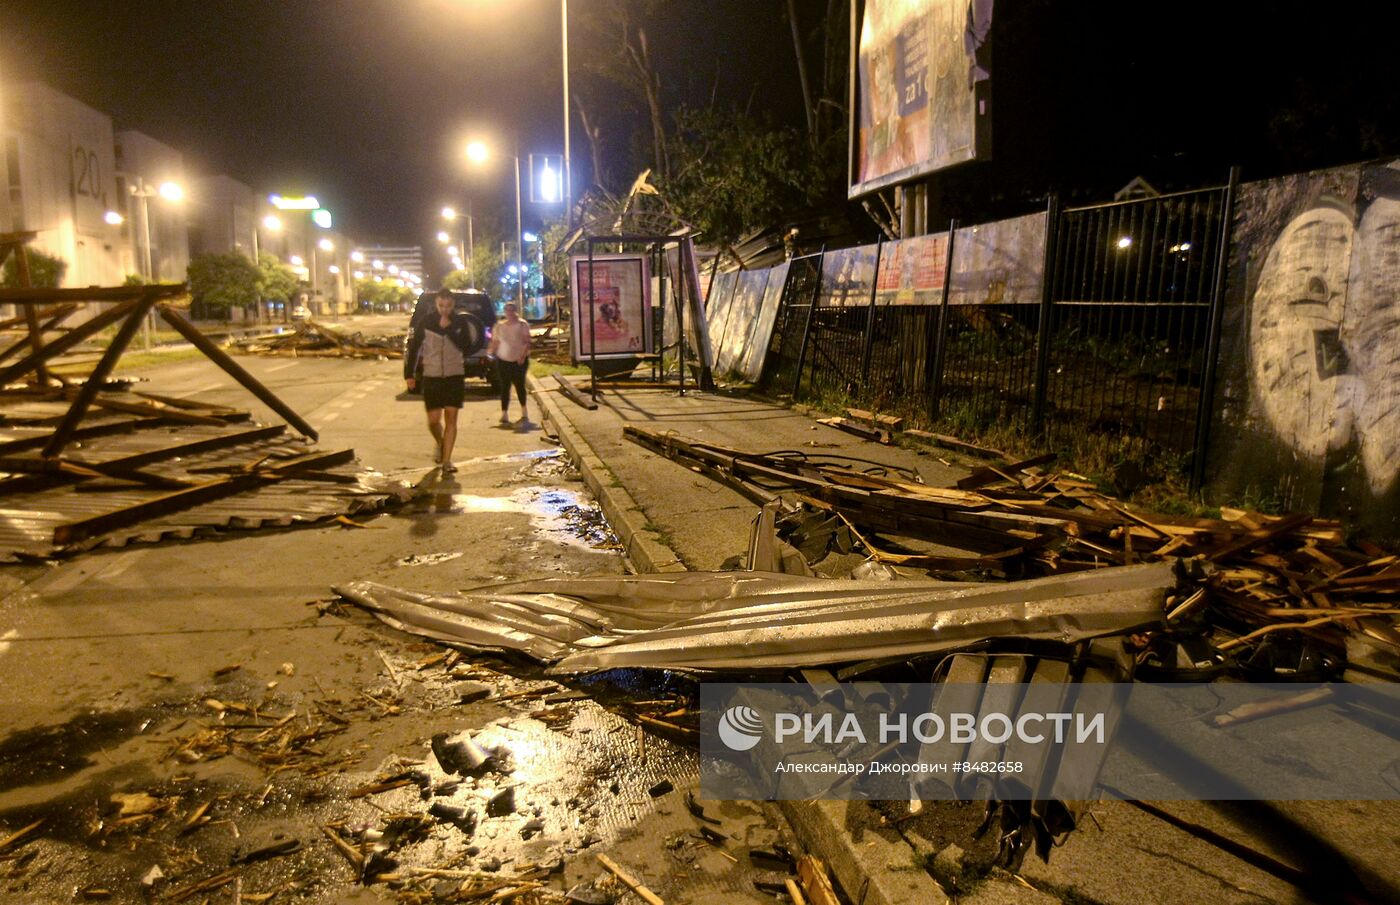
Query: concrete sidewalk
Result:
<box><xmin>530</xmin><ymin>375</ymin><xmax>1397</xmax><ymax>905</ymax></box>
<box><xmin>532</xmin><ymin>377</ymin><xmax>966</xmax><ymax>573</ymax></box>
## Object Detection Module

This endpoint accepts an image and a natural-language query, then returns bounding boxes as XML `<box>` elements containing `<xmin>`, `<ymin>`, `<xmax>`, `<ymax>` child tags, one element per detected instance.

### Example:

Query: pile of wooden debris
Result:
<box><xmin>230</xmin><ymin>320</ymin><xmax>404</xmax><ymax>359</ymax></box>
<box><xmin>624</xmin><ymin>424</ymin><xmax>1400</xmax><ymax>681</ymax></box>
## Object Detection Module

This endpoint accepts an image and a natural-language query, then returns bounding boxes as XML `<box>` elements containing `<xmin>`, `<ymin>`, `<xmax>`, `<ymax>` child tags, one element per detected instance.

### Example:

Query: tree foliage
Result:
<box><xmin>1</xmin><ymin>248</ymin><xmax>67</xmax><ymax>288</ymax></box>
<box><xmin>356</xmin><ymin>279</ymin><xmax>415</xmax><ymax>311</ymax></box>
<box><xmin>256</xmin><ymin>253</ymin><xmax>299</xmax><ymax>306</ymax></box>
<box><xmin>660</xmin><ymin>105</ymin><xmax>843</xmax><ymax>249</ymax></box>
<box><xmin>187</xmin><ymin>252</ymin><xmax>258</xmax><ymax>318</ymax></box>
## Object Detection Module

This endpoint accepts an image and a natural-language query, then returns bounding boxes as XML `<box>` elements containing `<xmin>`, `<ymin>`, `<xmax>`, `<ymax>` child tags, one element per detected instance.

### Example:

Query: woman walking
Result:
<box><xmin>488</xmin><ymin>302</ymin><xmax>532</xmax><ymax>425</ymax></box>
<box><xmin>405</xmin><ymin>289</ymin><xmax>483</xmax><ymax>472</ymax></box>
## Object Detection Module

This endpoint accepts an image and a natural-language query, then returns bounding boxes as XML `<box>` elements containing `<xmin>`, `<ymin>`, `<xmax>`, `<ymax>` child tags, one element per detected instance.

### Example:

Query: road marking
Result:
<box><xmin>321</xmin><ymin>412</ymin><xmax>341</xmax><ymax>422</ymax></box>
<box><xmin>265</xmin><ymin>362</ymin><xmax>299</xmax><ymax>373</ymax></box>
<box><xmin>0</xmin><ymin>628</ymin><xmax>18</xmax><ymax>657</ymax></box>
<box><xmin>101</xmin><ymin>549</ymin><xmax>149</xmax><ymax>579</ymax></box>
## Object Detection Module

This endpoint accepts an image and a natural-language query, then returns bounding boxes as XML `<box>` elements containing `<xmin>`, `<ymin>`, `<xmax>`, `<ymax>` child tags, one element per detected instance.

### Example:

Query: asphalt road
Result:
<box><xmin>0</xmin><ymin>351</ymin><xmax>787</xmax><ymax>904</ymax></box>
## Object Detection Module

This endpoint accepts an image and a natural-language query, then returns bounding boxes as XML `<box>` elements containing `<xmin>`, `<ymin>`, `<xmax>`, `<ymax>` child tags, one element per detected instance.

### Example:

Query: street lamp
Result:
<box><xmin>465</xmin><ymin>140</ymin><xmax>524</xmax><ymax>306</ymax></box>
<box><xmin>442</xmin><ymin>204</ymin><xmax>474</xmax><ymax>287</ymax></box>
<box><xmin>129</xmin><ymin>177</ymin><xmax>183</xmax><ymax>347</ymax></box>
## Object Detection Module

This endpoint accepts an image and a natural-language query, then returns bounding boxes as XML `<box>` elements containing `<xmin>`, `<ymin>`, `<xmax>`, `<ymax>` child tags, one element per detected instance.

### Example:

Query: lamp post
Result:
<box><xmin>442</xmin><ymin>205</ymin><xmax>474</xmax><ymax>287</ymax></box>
<box><xmin>465</xmin><ymin>140</ymin><xmax>524</xmax><ymax>306</ymax></box>
<box><xmin>252</xmin><ymin>214</ymin><xmax>283</xmax><ymax>324</ymax></box>
<box><xmin>129</xmin><ymin>178</ymin><xmax>183</xmax><ymax>346</ymax></box>
<box><xmin>561</xmin><ymin>0</ymin><xmax>572</xmax><ymax>224</ymax></box>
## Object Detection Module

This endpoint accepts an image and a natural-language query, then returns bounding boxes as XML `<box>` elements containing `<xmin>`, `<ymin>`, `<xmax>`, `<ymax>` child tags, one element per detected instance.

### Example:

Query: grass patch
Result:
<box><xmin>529</xmin><ymin>360</ymin><xmax>590</xmax><ymax>378</ymax></box>
<box><xmin>111</xmin><ymin>348</ymin><xmax>207</xmax><ymax>372</ymax></box>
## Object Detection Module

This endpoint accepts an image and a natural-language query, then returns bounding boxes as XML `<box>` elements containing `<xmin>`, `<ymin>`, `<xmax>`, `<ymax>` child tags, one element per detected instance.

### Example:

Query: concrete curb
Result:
<box><xmin>531</xmin><ymin>373</ymin><xmax>950</xmax><ymax>905</ymax></box>
<box><xmin>779</xmin><ymin>799</ymin><xmax>951</xmax><ymax>905</ymax></box>
<box><xmin>528</xmin><ymin>374</ymin><xmax>686</xmax><ymax>573</ymax></box>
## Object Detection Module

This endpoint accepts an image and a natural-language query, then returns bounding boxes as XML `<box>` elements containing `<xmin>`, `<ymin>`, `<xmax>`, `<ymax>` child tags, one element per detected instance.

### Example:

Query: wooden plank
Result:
<box><xmin>903</xmin><ymin>429</ymin><xmax>1006</xmax><ymax>459</ymax></box>
<box><xmin>796</xmin><ymin>856</ymin><xmax>840</xmax><ymax>905</ymax></box>
<box><xmin>845</xmin><ymin>407</ymin><xmax>904</xmax><ymax>430</ymax></box>
<box><xmin>156</xmin><ymin>305</ymin><xmax>318</xmax><ymax>441</ymax></box>
<box><xmin>1207</xmin><ymin>512</ymin><xmax>1314</xmax><ymax>562</ymax></box>
<box><xmin>0</xmin><ymin>284</ymin><xmax>187</xmax><ymax>305</ymax></box>
<box><xmin>0</xmin><ymin>416</ymin><xmax>161</xmax><ymax>456</ymax></box>
<box><xmin>956</xmin><ymin>453</ymin><xmax>1058</xmax><ymax>490</ymax></box>
<box><xmin>43</xmin><ymin>293</ymin><xmax>157</xmax><ymax>458</ymax></box>
<box><xmin>552</xmin><ymin>373</ymin><xmax>598</xmax><ymax>410</ymax></box>
<box><xmin>817</xmin><ymin>416</ymin><xmax>890</xmax><ymax>444</ymax></box>
<box><xmin>596</xmin><ymin>854</ymin><xmax>664</xmax><ymax>905</ymax></box>
<box><xmin>0</xmin><ymin>298</ymin><xmax>143</xmax><ymax>386</ymax></box>
<box><xmin>51</xmin><ymin>447</ymin><xmax>355</xmax><ymax>545</ymax></box>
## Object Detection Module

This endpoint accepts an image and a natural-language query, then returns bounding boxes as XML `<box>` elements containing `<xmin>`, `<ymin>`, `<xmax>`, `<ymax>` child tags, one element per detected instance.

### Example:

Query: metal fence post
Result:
<box><xmin>1190</xmin><ymin>166</ymin><xmax>1240</xmax><ymax>492</ymax></box>
<box><xmin>1031</xmin><ymin>193</ymin><xmax>1062</xmax><ymax>434</ymax></box>
<box><xmin>790</xmin><ymin>246</ymin><xmax>826</xmax><ymax>400</ymax></box>
<box><xmin>858</xmin><ymin>235</ymin><xmax>885</xmax><ymax>394</ymax></box>
<box><xmin>928</xmin><ymin>219</ymin><xmax>958</xmax><ymax>419</ymax></box>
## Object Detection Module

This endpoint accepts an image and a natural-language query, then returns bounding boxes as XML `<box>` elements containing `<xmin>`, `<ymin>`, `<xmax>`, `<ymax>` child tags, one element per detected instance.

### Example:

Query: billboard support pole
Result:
<box><xmin>1031</xmin><ymin>194</ymin><xmax>1062</xmax><ymax>434</ymax></box>
<box><xmin>929</xmin><ymin>220</ymin><xmax>957</xmax><ymax>420</ymax></box>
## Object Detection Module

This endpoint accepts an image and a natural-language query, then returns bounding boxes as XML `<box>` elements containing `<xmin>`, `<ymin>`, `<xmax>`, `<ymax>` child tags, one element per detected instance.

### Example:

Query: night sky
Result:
<box><xmin>5</xmin><ymin>1</ymin><xmax>1399</xmax><ymax>269</ymax></box>
<box><xmin>1</xmin><ymin>0</ymin><xmax>802</xmax><ymax>269</ymax></box>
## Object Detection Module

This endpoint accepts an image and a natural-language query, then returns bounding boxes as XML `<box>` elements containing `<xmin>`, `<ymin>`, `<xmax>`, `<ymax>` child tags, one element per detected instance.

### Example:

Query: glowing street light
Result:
<box><xmin>437</xmin><ymin>231</ymin><xmax>451</xmax><ymax>244</ymax></box>
<box><xmin>289</xmin><ymin>255</ymin><xmax>305</xmax><ymax>267</ymax></box>
<box><xmin>372</xmin><ymin>259</ymin><xmax>384</xmax><ymax>270</ymax></box>
<box><xmin>318</xmin><ymin>238</ymin><xmax>334</xmax><ymax>252</ymax></box>
<box><xmin>388</xmin><ymin>264</ymin><xmax>400</xmax><ymax>275</ymax></box>
<box><xmin>465</xmin><ymin>139</ymin><xmax>524</xmax><ymax>305</ymax></box>
<box><xmin>350</xmin><ymin>250</ymin><xmax>364</xmax><ymax>263</ymax></box>
<box><xmin>104</xmin><ymin>210</ymin><xmax>124</xmax><ymax>226</ymax></box>
<box><xmin>328</xmin><ymin>265</ymin><xmax>341</xmax><ymax>275</ymax></box>
<box><xmin>262</xmin><ymin>214</ymin><xmax>283</xmax><ymax>232</ymax></box>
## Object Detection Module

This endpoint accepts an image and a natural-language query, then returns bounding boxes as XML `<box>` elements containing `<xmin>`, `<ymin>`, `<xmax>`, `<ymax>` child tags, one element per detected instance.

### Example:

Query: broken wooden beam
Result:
<box><xmin>156</xmin><ymin>305</ymin><xmax>319</xmax><ymax>441</ymax></box>
<box><xmin>904</xmin><ymin>429</ymin><xmax>1006</xmax><ymax>460</ymax></box>
<box><xmin>552</xmin><ymin>373</ymin><xmax>598</xmax><ymax>410</ymax></box>
<box><xmin>845</xmin><ymin>407</ymin><xmax>904</xmax><ymax>431</ymax></box>
<box><xmin>0</xmin><ymin>298</ymin><xmax>143</xmax><ymax>387</ymax></box>
<box><xmin>42</xmin><ymin>291</ymin><xmax>159</xmax><ymax>458</ymax></box>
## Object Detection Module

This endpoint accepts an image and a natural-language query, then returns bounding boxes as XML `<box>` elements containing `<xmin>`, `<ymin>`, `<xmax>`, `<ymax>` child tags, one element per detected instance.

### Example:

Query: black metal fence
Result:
<box><xmin>758</xmin><ymin>179</ymin><xmax>1236</xmax><ymax>474</ymax></box>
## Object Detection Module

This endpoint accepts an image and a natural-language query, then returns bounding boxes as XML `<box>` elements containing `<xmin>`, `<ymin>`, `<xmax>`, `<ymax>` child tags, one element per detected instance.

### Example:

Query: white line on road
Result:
<box><xmin>265</xmin><ymin>362</ymin><xmax>299</xmax><ymax>373</ymax></box>
<box><xmin>0</xmin><ymin>628</ymin><xmax>18</xmax><ymax>658</ymax></box>
<box><xmin>321</xmin><ymin>412</ymin><xmax>340</xmax><ymax>422</ymax></box>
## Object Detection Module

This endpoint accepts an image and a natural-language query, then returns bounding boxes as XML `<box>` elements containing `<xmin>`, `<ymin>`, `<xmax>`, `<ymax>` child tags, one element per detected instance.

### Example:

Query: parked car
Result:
<box><xmin>404</xmin><ymin>289</ymin><xmax>496</xmax><ymax>390</ymax></box>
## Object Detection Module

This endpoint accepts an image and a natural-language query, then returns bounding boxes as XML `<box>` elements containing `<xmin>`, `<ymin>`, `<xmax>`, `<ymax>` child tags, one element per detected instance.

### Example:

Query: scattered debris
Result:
<box><xmin>229</xmin><ymin>320</ymin><xmax>403</xmax><ymax>359</ymax></box>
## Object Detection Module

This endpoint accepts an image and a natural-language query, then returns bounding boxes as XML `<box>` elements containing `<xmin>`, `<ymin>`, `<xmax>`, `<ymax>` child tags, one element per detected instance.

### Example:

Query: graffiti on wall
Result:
<box><xmin>1212</xmin><ymin>160</ymin><xmax>1400</xmax><ymax>535</ymax></box>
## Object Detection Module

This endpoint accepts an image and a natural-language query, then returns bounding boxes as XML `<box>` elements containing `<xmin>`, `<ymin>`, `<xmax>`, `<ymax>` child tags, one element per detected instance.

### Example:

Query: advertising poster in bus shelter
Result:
<box><xmin>570</xmin><ymin>254</ymin><xmax>653</xmax><ymax>360</ymax></box>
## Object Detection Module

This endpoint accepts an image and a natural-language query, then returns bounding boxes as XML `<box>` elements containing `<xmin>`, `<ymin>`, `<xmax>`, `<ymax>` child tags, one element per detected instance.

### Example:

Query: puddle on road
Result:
<box><xmin>413</xmin><ymin>486</ymin><xmax>619</xmax><ymax>551</ymax></box>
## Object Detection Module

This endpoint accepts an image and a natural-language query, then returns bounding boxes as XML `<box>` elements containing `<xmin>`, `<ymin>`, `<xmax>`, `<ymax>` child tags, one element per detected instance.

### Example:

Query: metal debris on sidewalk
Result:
<box><xmin>336</xmin><ymin>562</ymin><xmax>1175</xmax><ymax>672</ymax></box>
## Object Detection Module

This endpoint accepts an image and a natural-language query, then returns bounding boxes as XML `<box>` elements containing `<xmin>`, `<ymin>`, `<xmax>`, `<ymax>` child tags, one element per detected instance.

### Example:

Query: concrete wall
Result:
<box><xmin>1208</xmin><ymin>159</ymin><xmax>1400</xmax><ymax>537</ymax></box>
<box><xmin>1</xmin><ymin>82</ymin><xmax>126</xmax><ymax>287</ymax></box>
<box><xmin>189</xmin><ymin>174</ymin><xmax>255</xmax><ymax>259</ymax></box>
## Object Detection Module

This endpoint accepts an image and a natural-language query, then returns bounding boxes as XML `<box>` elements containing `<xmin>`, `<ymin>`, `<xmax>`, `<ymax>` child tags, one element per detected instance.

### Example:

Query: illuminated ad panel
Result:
<box><xmin>851</xmin><ymin>0</ymin><xmax>992</xmax><ymax>197</ymax></box>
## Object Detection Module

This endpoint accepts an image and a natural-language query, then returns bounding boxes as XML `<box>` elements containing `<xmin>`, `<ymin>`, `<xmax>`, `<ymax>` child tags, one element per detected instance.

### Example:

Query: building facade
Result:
<box><xmin>115</xmin><ymin>130</ymin><xmax>190</xmax><ymax>283</ymax></box>
<box><xmin>1</xmin><ymin>81</ymin><xmax>127</xmax><ymax>287</ymax></box>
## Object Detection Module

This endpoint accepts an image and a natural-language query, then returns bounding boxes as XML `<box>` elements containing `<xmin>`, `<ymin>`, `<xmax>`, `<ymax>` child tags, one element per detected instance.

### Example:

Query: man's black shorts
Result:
<box><xmin>421</xmin><ymin>375</ymin><xmax>465</xmax><ymax>409</ymax></box>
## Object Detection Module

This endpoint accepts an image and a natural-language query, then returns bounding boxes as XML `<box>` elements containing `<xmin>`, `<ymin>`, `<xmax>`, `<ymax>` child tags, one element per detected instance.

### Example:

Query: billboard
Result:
<box><xmin>851</xmin><ymin>0</ymin><xmax>993</xmax><ymax>197</ymax></box>
<box><xmin>570</xmin><ymin>254</ymin><xmax>653</xmax><ymax>360</ymax></box>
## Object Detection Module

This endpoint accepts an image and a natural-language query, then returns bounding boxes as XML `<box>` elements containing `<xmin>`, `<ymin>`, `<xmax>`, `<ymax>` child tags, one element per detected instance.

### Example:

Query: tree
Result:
<box><xmin>661</xmin><ymin>105</ymin><xmax>841</xmax><ymax>251</ymax></box>
<box><xmin>256</xmin><ymin>253</ymin><xmax>299</xmax><ymax>309</ymax></box>
<box><xmin>187</xmin><ymin>253</ymin><xmax>258</xmax><ymax>320</ymax></box>
<box><xmin>355</xmin><ymin>279</ymin><xmax>414</xmax><ymax>312</ymax></box>
<box><xmin>1</xmin><ymin>248</ymin><xmax>67</xmax><ymax>288</ymax></box>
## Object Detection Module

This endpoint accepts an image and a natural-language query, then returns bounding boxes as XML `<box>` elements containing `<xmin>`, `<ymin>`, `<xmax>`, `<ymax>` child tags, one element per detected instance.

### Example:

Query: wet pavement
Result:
<box><xmin>0</xmin><ymin>355</ymin><xmax>801</xmax><ymax>905</ymax></box>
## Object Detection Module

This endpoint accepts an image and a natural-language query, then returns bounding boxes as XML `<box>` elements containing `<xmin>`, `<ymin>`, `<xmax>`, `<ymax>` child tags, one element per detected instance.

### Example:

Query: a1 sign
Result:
<box><xmin>529</xmin><ymin>154</ymin><xmax>564</xmax><ymax>205</ymax></box>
